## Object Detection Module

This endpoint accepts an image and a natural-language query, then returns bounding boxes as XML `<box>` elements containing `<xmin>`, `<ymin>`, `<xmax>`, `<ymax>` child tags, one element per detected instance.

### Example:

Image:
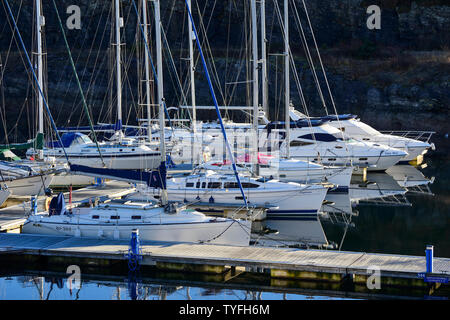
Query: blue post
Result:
<box><xmin>426</xmin><ymin>245</ymin><xmax>434</xmax><ymax>274</ymax></box>
<box><xmin>127</xmin><ymin>229</ymin><xmax>142</xmax><ymax>272</ymax></box>
<box><xmin>31</xmin><ymin>196</ymin><xmax>38</xmax><ymax>215</ymax></box>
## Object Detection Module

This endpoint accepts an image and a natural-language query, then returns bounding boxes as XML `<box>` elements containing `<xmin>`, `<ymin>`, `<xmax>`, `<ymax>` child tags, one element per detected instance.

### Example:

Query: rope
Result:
<box><xmin>3</xmin><ymin>0</ymin><xmax>69</xmax><ymax>163</ymax></box>
<box><xmin>51</xmin><ymin>0</ymin><xmax>106</xmax><ymax>167</ymax></box>
<box><xmin>185</xmin><ymin>0</ymin><xmax>248</xmax><ymax>208</ymax></box>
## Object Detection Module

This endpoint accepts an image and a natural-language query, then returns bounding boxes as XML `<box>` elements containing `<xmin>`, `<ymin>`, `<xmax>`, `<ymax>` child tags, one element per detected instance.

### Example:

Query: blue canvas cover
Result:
<box><xmin>48</xmin><ymin>192</ymin><xmax>66</xmax><ymax>216</ymax></box>
<box><xmin>46</xmin><ymin>132</ymin><xmax>84</xmax><ymax>148</ymax></box>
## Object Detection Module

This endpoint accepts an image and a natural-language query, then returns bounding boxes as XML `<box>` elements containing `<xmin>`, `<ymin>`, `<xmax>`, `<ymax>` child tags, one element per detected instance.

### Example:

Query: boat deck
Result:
<box><xmin>0</xmin><ymin>181</ymin><xmax>134</xmax><ymax>232</ymax></box>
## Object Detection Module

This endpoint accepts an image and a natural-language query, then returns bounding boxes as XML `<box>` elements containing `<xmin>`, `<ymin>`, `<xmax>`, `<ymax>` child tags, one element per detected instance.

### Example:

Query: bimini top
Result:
<box><xmin>46</xmin><ymin>132</ymin><xmax>92</xmax><ymax>148</ymax></box>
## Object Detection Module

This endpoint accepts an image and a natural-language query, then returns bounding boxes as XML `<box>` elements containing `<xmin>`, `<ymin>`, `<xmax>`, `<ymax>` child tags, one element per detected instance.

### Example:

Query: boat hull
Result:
<box><xmin>4</xmin><ymin>174</ymin><xmax>53</xmax><ymax>196</ymax></box>
<box><xmin>21</xmin><ymin>218</ymin><xmax>251</xmax><ymax>246</ymax></box>
<box><xmin>145</xmin><ymin>186</ymin><xmax>328</xmax><ymax>217</ymax></box>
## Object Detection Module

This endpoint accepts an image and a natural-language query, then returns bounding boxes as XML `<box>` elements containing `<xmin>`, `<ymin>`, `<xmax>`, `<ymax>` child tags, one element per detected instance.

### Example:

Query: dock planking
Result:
<box><xmin>0</xmin><ymin>233</ymin><xmax>448</xmax><ymax>288</ymax></box>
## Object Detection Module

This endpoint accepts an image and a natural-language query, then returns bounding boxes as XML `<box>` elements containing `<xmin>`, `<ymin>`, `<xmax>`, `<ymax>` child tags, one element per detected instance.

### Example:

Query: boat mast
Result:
<box><xmin>284</xmin><ymin>0</ymin><xmax>290</xmax><ymax>158</ymax></box>
<box><xmin>35</xmin><ymin>0</ymin><xmax>44</xmax><ymax>159</ymax></box>
<box><xmin>114</xmin><ymin>0</ymin><xmax>123</xmax><ymax>139</ymax></box>
<box><xmin>153</xmin><ymin>0</ymin><xmax>167</xmax><ymax>206</ymax></box>
<box><xmin>142</xmin><ymin>0</ymin><xmax>152</xmax><ymax>142</ymax></box>
<box><xmin>260</xmin><ymin>0</ymin><xmax>268</xmax><ymax>119</ymax></box>
<box><xmin>187</xmin><ymin>0</ymin><xmax>198</xmax><ymax>165</ymax></box>
<box><xmin>251</xmin><ymin>0</ymin><xmax>259</xmax><ymax>176</ymax></box>
<box><xmin>187</xmin><ymin>0</ymin><xmax>196</xmax><ymax>134</ymax></box>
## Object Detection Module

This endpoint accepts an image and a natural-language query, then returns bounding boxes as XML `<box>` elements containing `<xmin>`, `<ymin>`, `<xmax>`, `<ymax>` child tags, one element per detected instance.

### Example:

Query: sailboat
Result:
<box><xmin>21</xmin><ymin>0</ymin><xmax>252</xmax><ymax>247</ymax></box>
<box><xmin>28</xmin><ymin>0</ymin><xmax>162</xmax><ymax>171</ymax></box>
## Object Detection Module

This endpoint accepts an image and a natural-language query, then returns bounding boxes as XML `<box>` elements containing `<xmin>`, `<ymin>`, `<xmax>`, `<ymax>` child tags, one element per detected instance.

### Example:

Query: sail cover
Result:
<box><xmin>69</xmin><ymin>162</ymin><xmax>166</xmax><ymax>189</ymax></box>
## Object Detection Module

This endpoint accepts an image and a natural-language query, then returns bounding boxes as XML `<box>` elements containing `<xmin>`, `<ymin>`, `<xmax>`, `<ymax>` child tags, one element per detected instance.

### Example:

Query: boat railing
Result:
<box><xmin>379</xmin><ymin>130</ymin><xmax>435</xmax><ymax>143</ymax></box>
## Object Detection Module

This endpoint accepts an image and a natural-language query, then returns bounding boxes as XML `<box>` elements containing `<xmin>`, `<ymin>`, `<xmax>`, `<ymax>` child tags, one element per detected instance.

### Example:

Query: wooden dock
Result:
<box><xmin>0</xmin><ymin>232</ymin><xmax>448</xmax><ymax>292</ymax></box>
<box><xmin>0</xmin><ymin>180</ymin><xmax>134</xmax><ymax>232</ymax></box>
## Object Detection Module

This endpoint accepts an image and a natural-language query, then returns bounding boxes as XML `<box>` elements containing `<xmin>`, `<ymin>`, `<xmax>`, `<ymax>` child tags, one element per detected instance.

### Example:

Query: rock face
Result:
<box><xmin>0</xmin><ymin>0</ymin><xmax>449</xmax><ymax>143</ymax></box>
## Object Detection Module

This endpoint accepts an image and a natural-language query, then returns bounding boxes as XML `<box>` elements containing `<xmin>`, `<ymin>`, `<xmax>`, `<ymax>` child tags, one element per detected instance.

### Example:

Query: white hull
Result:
<box><xmin>50</xmin><ymin>173</ymin><xmax>95</xmax><ymax>187</ymax></box>
<box><xmin>145</xmin><ymin>186</ymin><xmax>328</xmax><ymax>217</ymax></box>
<box><xmin>46</xmin><ymin>154</ymin><xmax>161</xmax><ymax>170</ymax></box>
<box><xmin>4</xmin><ymin>174</ymin><xmax>53</xmax><ymax>196</ymax></box>
<box><xmin>0</xmin><ymin>189</ymin><xmax>10</xmax><ymax>206</ymax></box>
<box><xmin>22</xmin><ymin>217</ymin><xmax>251</xmax><ymax>246</ymax></box>
<box><xmin>262</xmin><ymin>165</ymin><xmax>353</xmax><ymax>188</ymax></box>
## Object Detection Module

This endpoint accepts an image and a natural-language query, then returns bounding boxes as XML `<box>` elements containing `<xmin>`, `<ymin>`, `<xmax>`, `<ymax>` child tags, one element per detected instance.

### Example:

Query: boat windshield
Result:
<box><xmin>73</xmin><ymin>135</ymin><xmax>93</xmax><ymax>146</ymax></box>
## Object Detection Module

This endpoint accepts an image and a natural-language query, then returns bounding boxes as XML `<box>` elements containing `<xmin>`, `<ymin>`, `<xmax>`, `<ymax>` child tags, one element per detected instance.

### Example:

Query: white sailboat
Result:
<box><xmin>30</xmin><ymin>0</ymin><xmax>162</xmax><ymax>171</ymax></box>
<box><xmin>22</xmin><ymin>196</ymin><xmax>250</xmax><ymax>246</ymax></box>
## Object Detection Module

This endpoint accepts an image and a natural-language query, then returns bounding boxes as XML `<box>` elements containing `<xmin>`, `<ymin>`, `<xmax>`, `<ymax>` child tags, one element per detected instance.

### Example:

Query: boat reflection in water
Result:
<box><xmin>319</xmin><ymin>164</ymin><xmax>434</xmax><ymax>249</ymax></box>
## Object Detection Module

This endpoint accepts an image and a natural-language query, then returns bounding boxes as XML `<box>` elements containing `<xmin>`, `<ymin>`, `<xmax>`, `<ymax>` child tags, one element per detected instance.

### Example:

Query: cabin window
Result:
<box><xmin>92</xmin><ymin>215</ymin><xmax>99</xmax><ymax>219</ymax></box>
<box><xmin>335</xmin><ymin>146</ymin><xmax>343</xmax><ymax>149</ymax></box>
<box><xmin>259</xmin><ymin>164</ymin><xmax>270</xmax><ymax>168</ymax></box>
<box><xmin>132</xmin><ymin>149</ymin><xmax>135</xmax><ymax>151</ymax></box>
<box><xmin>279</xmin><ymin>174</ymin><xmax>286</xmax><ymax>178</ymax></box>
<box><xmin>241</xmin><ymin>182</ymin><xmax>259</xmax><ymax>188</ymax></box>
<box><xmin>131</xmin><ymin>216</ymin><xmax>142</xmax><ymax>220</ymax></box>
<box><xmin>224</xmin><ymin>182</ymin><xmax>239</xmax><ymax>189</ymax></box>
<box><xmin>110</xmin><ymin>215</ymin><xmax>120</xmax><ymax>219</ymax></box>
<box><xmin>290</xmin><ymin>140</ymin><xmax>314</xmax><ymax>147</ymax></box>
<box><xmin>328</xmin><ymin>158</ymin><xmax>337</xmax><ymax>161</ymax></box>
<box><xmin>363</xmin><ymin>138</ymin><xmax>370</xmax><ymax>141</ymax></box>
<box><xmin>201</xmin><ymin>182</ymin><xmax>206</xmax><ymax>188</ymax></box>
<box><xmin>235</xmin><ymin>196</ymin><xmax>244</xmax><ymax>200</ymax></box>
<box><xmin>196</xmin><ymin>182</ymin><xmax>201</xmax><ymax>188</ymax></box>
<box><xmin>207</xmin><ymin>182</ymin><xmax>222</xmax><ymax>189</ymax></box>
<box><xmin>186</xmin><ymin>182</ymin><xmax>194</xmax><ymax>188</ymax></box>
<box><xmin>359</xmin><ymin>157</ymin><xmax>368</xmax><ymax>161</ymax></box>
<box><xmin>297</xmin><ymin>133</ymin><xmax>337</xmax><ymax>142</ymax></box>
<box><xmin>119</xmin><ymin>149</ymin><xmax>123</xmax><ymax>152</ymax></box>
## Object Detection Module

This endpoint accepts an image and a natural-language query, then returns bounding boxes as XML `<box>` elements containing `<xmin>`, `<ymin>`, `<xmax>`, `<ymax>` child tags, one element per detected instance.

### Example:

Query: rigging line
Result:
<box><xmin>290</xmin><ymin>0</ymin><xmax>327</xmax><ymax>115</ymax></box>
<box><xmin>51</xmin><ymin>0</ymin><xmax>105</xmax><ymax>167</ymax></box>
<box><xmin>3</xmin><ymin>0</ymin><xmax>69</xmax><ymax>163</ymax></box>
<box><xmin>63</xmin><ymin>0</ymin><xmax>109</xmax><ymax>127</ymax></box>
<box><xmin>130</xmin><ymin>0</ymin><xmax>174</xmax><ymax>132</ymax></box>
<box><xmin>161</xmin><ymin>26</ymin><xmax>191</xmax><ymax>118</ymax></box>
<box><xmin>300</xmin><ymin>0</ymin><xmax>347</xmax><ymax>148</ymax></box>
<box><xmin>185</xmin><ymin>0</ymin><xmax>248</xmax><ymax>209</ymax></box>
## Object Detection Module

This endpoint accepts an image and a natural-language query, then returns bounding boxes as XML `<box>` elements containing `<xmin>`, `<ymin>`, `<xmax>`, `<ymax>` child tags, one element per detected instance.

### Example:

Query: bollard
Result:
<box><xmin>426</xmin><ymin>245</ymin><xmax>433</xmax><ymax>274</ymax></box>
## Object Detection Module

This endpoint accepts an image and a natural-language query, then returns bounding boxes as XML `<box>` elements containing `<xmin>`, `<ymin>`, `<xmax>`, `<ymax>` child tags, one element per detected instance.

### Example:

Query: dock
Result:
<box><xmin>0</xmin><ymin>180</ymin><xmax>134</xmax><ymax>232</ymax></box>
<box><xmin>0</xmin><ymin>232</ymin><xmax>448</xmax><ymax>296</ymax></box>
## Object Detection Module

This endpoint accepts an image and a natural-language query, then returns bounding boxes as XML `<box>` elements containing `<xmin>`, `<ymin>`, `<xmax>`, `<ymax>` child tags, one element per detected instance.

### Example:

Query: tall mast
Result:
<box><xmin>153</xmin><ymin>0</ymin><xmax>167</xmax><ymax>205</ymax></box>
<box><xmin>35</xmin><ymin>0</ymin><xmax>44</xmax><ymax>159</ymax></box>
<box><xmin>187</xmin><ymin>0</ymin><xmax>198</xmax><ymax>165</ymax></box>
<box><xmin>114</xmin><ymin>0</ymin><xmax>123</xmax><ymax>132</ymax></box>
<box><xmin>187</xmin><ymin>0</ymin><xmax>196</xmax><ymax>133</ymax></box>
<box><xmin>260</xmin><ymin>0</ymin><xmax>268</xmax><ymax>119</ymax></box>
<box><xmin>284</xmin><ymin>0</ymin><xmax>290</xmax><ymax>158</ymax></box>
<box><xmin>250</xmin><ymin>0</ymin><xmax>259</xmax><ymax>175</ymax></box>
<box><xmin>142</xmin><ymin>0</ymin><xmax>152</xmax><ymax>142</ymax></box>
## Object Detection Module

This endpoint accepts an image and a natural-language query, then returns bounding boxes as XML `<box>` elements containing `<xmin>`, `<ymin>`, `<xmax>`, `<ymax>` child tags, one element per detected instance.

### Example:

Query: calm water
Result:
<box><xmin>0</xmin><ymin>275</ymin><xmax>353</xmax><ymax>300</ymax></box>
<box><xmin>0</xmin><ymin>139</ymin><xmax>448</xmax><ymax>300</ymax></box>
